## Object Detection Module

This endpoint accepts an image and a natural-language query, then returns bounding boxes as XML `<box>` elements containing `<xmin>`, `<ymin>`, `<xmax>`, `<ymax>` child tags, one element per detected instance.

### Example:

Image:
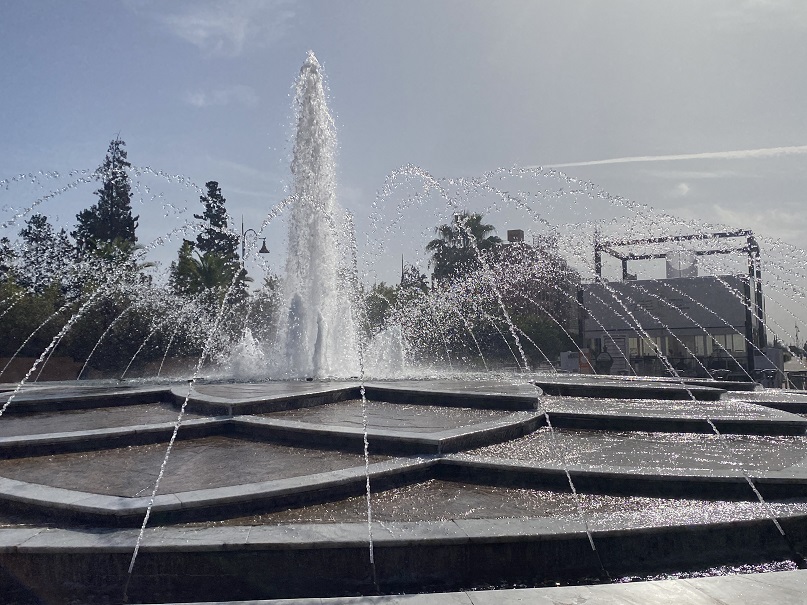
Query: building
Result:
<box><xmin>580</xmin><ymin>231</ymin><xmax>767</xmax><ymax>379</ymax></box>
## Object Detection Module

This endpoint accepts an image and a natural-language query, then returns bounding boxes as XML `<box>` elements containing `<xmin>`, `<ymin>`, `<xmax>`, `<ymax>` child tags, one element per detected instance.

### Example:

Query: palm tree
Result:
<box><xmin>169</xmin><ymin>240</ymin><xmax>250</xmax><ymax>306</ymax></box>
<box><xmin>426</xmin><ymin>212</ymin><xmax>501</xmax><ymax>281</ymax></box>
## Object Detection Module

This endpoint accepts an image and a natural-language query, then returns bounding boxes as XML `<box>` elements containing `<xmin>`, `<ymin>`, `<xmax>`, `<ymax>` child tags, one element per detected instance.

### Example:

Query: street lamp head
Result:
<box><xmin>258</xmin><ymin>238</ymin><xmax>269</xmax><ymax>254</ymax></box>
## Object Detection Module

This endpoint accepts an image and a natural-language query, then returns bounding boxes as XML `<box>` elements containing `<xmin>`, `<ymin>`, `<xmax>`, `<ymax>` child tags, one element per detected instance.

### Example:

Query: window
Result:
<box><xmin>678</xmin><ymin>335</ymin><xmax>697</xmax><ymax>357</ymax></box>
<box><xmin>713</xmin><ymin>334</ymin><xmax>727</xmax><ymax>354</ymax></box>
<box><xmin>639</xmin><ymin>336</ymin><xmax>662</xmax><ymax>356</ymax></box>
<box><xmin>729</xmin><ymin>333</ymin><xmax>747</xmax><ymax>353</ymax></box>
<box><xmin>693</xmin><ymin>335</ymin><xmax>709</xmax><ymax>356</ymax></box>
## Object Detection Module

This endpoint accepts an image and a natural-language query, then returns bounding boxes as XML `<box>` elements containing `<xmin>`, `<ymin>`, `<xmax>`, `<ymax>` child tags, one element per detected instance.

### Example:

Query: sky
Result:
<box><xmin>1</xmin><ymin>0</ymin><xmax>806</xmax><ymax>299</ymax></box>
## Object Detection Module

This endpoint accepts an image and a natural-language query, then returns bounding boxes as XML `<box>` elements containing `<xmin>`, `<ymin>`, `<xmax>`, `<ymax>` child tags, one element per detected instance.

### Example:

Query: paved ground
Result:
<box><xmin>157</xmin><ymin>569</ymin><xmax>807</xmax><ymax>604</ymax></box>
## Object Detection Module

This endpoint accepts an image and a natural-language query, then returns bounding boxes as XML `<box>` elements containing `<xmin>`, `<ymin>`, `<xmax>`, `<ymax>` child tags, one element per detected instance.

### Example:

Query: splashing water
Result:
<box><xmin>270</xmin><ymin>51</ymin><xmax>359</xmax><ymax>379</ymax></box>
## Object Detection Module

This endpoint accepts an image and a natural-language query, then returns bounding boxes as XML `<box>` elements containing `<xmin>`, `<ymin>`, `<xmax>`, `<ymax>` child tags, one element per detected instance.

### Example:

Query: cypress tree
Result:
<box><xmin>194</xmin><ymin>181</ymin><xmax>238</xmax><ymax>258</ymax></box>
<box><xmin>73</xmin><ymin>137</ymin><xmax>139</xmax><ymax>254</ymax></box>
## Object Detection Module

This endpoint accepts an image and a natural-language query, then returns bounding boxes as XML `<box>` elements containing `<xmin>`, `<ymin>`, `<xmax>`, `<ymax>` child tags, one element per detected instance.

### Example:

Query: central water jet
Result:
<box><xmin>276</xmin><ymin>51</ymin><xmax>358</xmax><ymax>378</ymax></box>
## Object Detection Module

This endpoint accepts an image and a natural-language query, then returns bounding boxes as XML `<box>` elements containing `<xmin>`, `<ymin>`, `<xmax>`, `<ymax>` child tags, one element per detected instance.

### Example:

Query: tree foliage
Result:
<box><xmin>168</xmin><ymin>240</ymin><xmax>197</xmax><ymax>296</ymax></box>
<box><xmin>169</xmin><ymin>180</ymin><xmax>250</xmax><ymax>312</ymax></box>
<box><xmin>60</xmin><ymin>288</ymin><xmax>203</xmax><ymax>375</ymax></box>
<box><xmin>194</xmin><ymin>181</ymin><xmax>239</xmax><ymax>258</ymax></box>
<box><xmin>401</xmin><ymin>263</ymin><xmax>429</xmax><ymax>292</ymax></box>
<box><xmin>73</xmin><ymin>137</ymin><xmax>139</xmax><ymax>255</ymax></box>
<box><xmin>365</xmin><ymin>282</ymin><xmax>399</xmax><ymax>334</ymax></box>
<box><xmin>245</xmin><ymin>274</ymin><xmax>281</xmax><ymax>344</ymax></box>
<box><xmin>169</xmin><ymin>240</ymin><xmax>244</xmax><ymax>303</ymax></box>
<box><xmin>0</xmin><ymin>280</ymin><xmax>67</xmax><ymax>358</ymax></box>
<box><xmin>416</xmin><ymin>215</ymin><xmax>581</xmax><ymax>367</ymax></box>
<box><xmin>0</xmin><ymin>237</ymin><xmax>16</xmax><ymax>283</ymax></box>
<box><xmin>426</xmin><ymin>212</ymin><xmax>502</xmax><ymax>281</ymax></box>
<box><xmin>0</xmin><ymin>158</ymin><xmax>262</xmax><ymax>378</ymax></box>
<box><xmin>17</xmin><ymin>213</ymin><xmax>74</xmax><ymax>295</ymax></box>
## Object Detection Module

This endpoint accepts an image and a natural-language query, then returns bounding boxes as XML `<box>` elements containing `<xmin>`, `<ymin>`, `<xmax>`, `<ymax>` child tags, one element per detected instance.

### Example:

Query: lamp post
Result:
<box><xmin>241</xmin><ymin>215</ymin><xmax>269</xmax><ymax>261</ymax></box>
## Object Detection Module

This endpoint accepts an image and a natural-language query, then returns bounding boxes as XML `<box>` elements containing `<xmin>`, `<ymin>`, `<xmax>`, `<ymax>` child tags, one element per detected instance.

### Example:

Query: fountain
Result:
<box><xmin>273</xmin><ymin>51</ymin><xmax>359</xmax><ymax>379</ymax></box>
<box><xmin>2</xmin><ymin>52</ymin><xmax>807</xmax><ymax>603</ymax></box>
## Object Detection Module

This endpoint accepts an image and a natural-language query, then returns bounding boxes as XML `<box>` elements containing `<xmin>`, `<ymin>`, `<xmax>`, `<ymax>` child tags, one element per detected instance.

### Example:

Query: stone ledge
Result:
<box><xmin>0</xmin><ymin>417</ymin><xmax>226</xmax><ymax>457</ymax></box>
<box><xmin>0</xmin><ymin>458</ymin><xmax>439</xmax><ymax>524</ymax></box>
<box><xmin>0</xmin><ymin>385</ymin><xmax>173</xmax><ymax>412</ymax></box>
<box><xmin>1</xmin><ymin>512</ymin><xmax>804</xmax><ymax>553</ymax></box>
<box><xmin>4</xmin><ymin>452</ymin><xmax>807</xmax><ymax>525</ymax></box>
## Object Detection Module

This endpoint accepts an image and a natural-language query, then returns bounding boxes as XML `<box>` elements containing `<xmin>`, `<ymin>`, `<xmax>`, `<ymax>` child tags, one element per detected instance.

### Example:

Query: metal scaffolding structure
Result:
<box><xmin>589</xmin><ymin>230</ymin><xmax>766</xmax><ymax>373</ymax></box>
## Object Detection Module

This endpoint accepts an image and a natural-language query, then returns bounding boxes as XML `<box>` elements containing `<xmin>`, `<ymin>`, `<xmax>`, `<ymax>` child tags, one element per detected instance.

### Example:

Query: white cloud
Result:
<box><xmin>711</xmin><ymin>203</ymin><xmax>806</xmax><ymax>242</ymax></box>
<box><xmin>540</xmin><ymin>145</ymin><xmax>807</xmax><ymax>169</ymax></box>
<box><xmin>672</xmin><ymin>183</ymin><xmax>690</xmax><ymax>197</ymax></box>
<box><xmin>129</xmin><ymin>0</ymin><xmax>295</xmax><ymax>56</ymax></box>
<box><xmin>185</xmin><ymin>85</ymin><xmax>259</xmax><ymax>108</ymax></box>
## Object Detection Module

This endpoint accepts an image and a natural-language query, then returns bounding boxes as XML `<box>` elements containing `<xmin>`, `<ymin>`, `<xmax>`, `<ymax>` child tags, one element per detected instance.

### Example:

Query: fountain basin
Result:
<box><xmin>1</xmin><ymin>376</ymin><xmax>807</xmax><ymax>603</ymax></box>
<box><xmin>1</xmin><ymin>514</ymin><xmax>804</xmax><ymax>602</ymax></box>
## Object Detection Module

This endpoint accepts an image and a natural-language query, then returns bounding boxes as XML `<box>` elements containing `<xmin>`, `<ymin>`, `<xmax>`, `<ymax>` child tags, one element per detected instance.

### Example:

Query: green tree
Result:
<box><xmin>62</xmin><ymin>285</ymin><xmax>204</xmax><ymax>376</ymax></box>
<box><xmin>194</xmin><ymin>181</ymin><xmax>239</xmax><ymax>258</ymax></box>
<box><xmin>17</xmin><ymin>213</ymin><xmax>74</xmax><ymax>294</ymax></box>
<box><xmin>0</xmin><ymin>237</ymin><xmax>15</xmax><ymax>283</ymax></box>
<box><xmin>401</xmin><ymin>263</ymin><xmax>429</xmax><ymax>292</ymax></box>
<box><xmin>73</xmin><ymin>137</ymin><xmax>139</xmax><ymax>255</ymax></box>
<box><xmin>0</xmin><ymin>280</ymin><xmax>67</xmax><ymax>358</ymax></box>
<box><xmin>365</xmin><ymin>282</ymin><xmax>399</xmax><ymax>334</ymax></box>
<box><xmin>512</xmin><ymin>313</ymin><xmax>576</xmax><ymax>366</ymax></box>
<box><xmin>170</xmin><ymin>181</ymin><xmax>248</xmax><ymax>308</ymax></box>
<box><xmin>169</xmin><ymin>239</ymin><xmax>248</xmax><ymax>307</ymax></box>
<box><xmin>496</xmin><ymin>237</ymin><xmax>581</xmax><ymax>345</ymax></box>
<box><xmin>168</xmin><ymin>240</ymin><xmax>197</xmax><ymax>296</ymax></box>
<box><xmin>426</xmin><ymin>212</ymin><xmax>501</xmax><ymax>282</ymax></box>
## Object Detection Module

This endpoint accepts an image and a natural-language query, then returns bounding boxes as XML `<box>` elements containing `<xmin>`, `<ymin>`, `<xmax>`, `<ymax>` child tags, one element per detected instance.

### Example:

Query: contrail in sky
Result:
<box><xmin>541</xmin><ymin>144</ymin><xmax>807</xmax><ymax>168</ymax></box>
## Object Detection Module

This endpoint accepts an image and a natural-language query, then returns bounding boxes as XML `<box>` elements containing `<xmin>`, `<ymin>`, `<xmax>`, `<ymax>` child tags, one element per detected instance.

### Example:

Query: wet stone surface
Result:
<box><xmin>0</xmin><ymin>436</ymin><xmax>388</xmax><ymax>497</ymax></box>
<box><xmin>185</xmin><ymin>478</ymin><xmax>807</xmax><ymax>530</ymax></box>
<box><xmin>468</xmin><ymin>428</ymin><xmax>807</xmax><ymax>472</ymax></box>
<box><xmin>0</xmin><ymin>507</ymin><xmax>52</xmax><ymax>529</ymax></box>
<box><xmin>265</xmin><ymin>399</ymin><xmax>514</xmax><ymax>432</ymax></box>
<box><xmin>2</xmin><ymin>379</ymin><xmax>806</xmax><ymax>532</ymax></box>
<box><xmin>730</xmin><ymin>390</ymin><xmax>807</xmax><ymax>404</ymax></box>
<box><xmin>542</xmin><ymin>395</ymin><xmax>789</xmax><ymax>420</ymax></box>
<box><xmin>192</xmin><ymin>381</ymin><xmax>357</xmax><ymax>400</ymax></box>
<box><xmin>0</xmin><ymin>382</ymin><xmax>168</xmax><ymax>401</ymax></box>
<box><xmin>0</xmin><ymin>402</ymin><xmax>200</xmax><ymax>437</ymax></box>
